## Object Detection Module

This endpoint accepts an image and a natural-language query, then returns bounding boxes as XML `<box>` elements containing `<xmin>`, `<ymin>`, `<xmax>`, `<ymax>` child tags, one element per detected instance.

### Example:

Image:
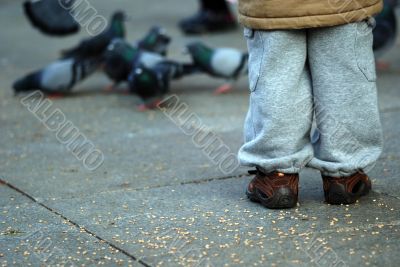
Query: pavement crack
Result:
<box><xmin>177</xmin><ymin>172</ymin><xmax>250</xmax><ymax>186</ymax></box>
<box><xmin>0</xmin><ymin>178</ymin><xmax>151</xmax><ymax>267</ymax></box>
<box><xmin>39</xmin><ymin>172</ymin><xmax>251</xmax><ymax>203</ymax></box>
<box><xmin>127</xmin><ymin>172</ymin><xmax>251</xmax><ymax>191</ymax></box>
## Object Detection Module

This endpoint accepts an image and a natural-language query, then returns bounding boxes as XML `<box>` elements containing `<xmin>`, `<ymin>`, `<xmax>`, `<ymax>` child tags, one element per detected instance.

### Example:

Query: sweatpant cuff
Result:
<box><xmin>255</xmin><ymin>166</ymin><xmax>302</xmax><ymax>174</ymax></box>
<box><xmin>320</xmin><ymin>170</ymin><xmax>360</xmax><ymax>178</ymax></box>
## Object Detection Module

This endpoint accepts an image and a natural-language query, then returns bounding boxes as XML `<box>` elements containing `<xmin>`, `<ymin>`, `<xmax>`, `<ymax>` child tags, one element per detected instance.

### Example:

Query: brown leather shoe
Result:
<box><xmin>246</xmin><ymin>169</ymin><xmax>299</xmax><ymax>209</ymax></box>
<box><xmin>322</xmin><ymin>172</ymin><xmax>372</xmax><ymax>205</ymax></box>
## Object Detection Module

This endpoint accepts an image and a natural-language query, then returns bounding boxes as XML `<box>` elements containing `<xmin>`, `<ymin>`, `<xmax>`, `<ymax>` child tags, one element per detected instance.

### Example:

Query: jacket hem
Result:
<box><xmin>238</xmin><ymin>2</ymin><xmax>383</xmax><ymax>30</ymax></box>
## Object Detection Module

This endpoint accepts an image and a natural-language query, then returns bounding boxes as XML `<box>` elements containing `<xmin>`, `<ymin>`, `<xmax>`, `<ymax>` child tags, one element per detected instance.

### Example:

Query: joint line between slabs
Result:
<box><xmin>0</xmin><ymin>178</ymin><xmax>151</xmax><ymax>267</ymax></box>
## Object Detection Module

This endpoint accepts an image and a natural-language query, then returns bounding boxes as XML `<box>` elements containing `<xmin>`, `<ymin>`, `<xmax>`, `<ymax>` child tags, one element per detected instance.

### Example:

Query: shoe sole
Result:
<box><xmin>247</xmin><ymin>187</ymin><xmax>297</xmax><ymax>209</ymax></box>
<box><xmin>326</xmin><ymin>183</ymin><xmax>371</xmax><ymax>205</ymax></box>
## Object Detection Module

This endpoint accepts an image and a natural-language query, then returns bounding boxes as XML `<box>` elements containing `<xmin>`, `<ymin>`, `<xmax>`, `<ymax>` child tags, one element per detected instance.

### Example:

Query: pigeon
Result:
<box><xmin>103</xmin><ymin>38</ymin><xmax>194</xmax><ymax>106</ymax></box>
<box><xmin>102</xmin><ymin>38</ymin><xmax>168</xmax><ymax>85</ymax></box>
<box><xmin>186</xmin><ymin>42</ymin><xmax>248</xmax><ymax>94</ymax></box>
<box><xmin>13</xmin><ymin>57</ymin><xmax>100</xmax><ymax>95</ymax></box>
<box><xmin>23</xmin><ymin>0</ymin><xmax>79</xmax><ymax>36</ymax></box>
<box><xmin>373</xmin><ymin>0</ymin><xmax>398</xmax><ymax>69</ymax></box>
<box><xmin>186</xmin><ymin>42</ymin><xmax>248</xmax><ymax>79</ymax></box>
<box><xmin>102</xmin><ymin>24</ymin><xmax>176</xmax><ymax>85</ymax></box>
<box><xmin>136</xmin><ymin>26</ymin><xmax>171</xmax><ymax>56</ymax></box>
<box><xmin>128</xmin><ymin>61</ymin><xmax>192</xmax><ymax>111</ymax></box>
<box><xmin>102</xmin><ymin>25</ymin><xmax>173</xmax><ymax>84</ymax></box>
<box><xmin>61</xmin><ymin>11</ymin><xmax>126</xmax><ymax>59</ymax></box>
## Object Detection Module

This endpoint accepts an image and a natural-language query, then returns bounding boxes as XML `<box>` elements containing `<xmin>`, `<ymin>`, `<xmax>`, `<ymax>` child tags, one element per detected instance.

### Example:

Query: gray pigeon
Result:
<box><xmin>186</xmin><ymin>41</ymin><xmax>248</xmax><ymax>94</ymax></box>
<box><xmin>102</xmin><ymin>38</ymin><xmax>168</xmax><ymax>84</ymax></box>
<box><xmin>13</xmin><ymin>57</ymin><xmax>100</xmax><ymax>95</ymax></box>
<box><xmin>186</xmin><ymin>41</ymin><xmax>248</xmax><ymax>79</ymax></box>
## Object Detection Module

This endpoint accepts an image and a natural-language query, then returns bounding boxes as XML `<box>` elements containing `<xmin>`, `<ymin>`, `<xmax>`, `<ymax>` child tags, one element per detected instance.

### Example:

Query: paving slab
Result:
<box><xmin>0</xmin><ymin>182</ymin><xmax>31</xmax><ymax>207</ymax></box>
<box><xmin>0</xmin><ymin>103</ymin><xmax>248</xmax><ymax>200</ymax></box>
<box><xmin>0</xmin><ymin>184</ymin><xmax>139</xmax><ymax>267</ymax></box>
<box><xmin>43</xmin><ymin>173</ymin><xmax>400</xmax><ymax>267</ymax></box>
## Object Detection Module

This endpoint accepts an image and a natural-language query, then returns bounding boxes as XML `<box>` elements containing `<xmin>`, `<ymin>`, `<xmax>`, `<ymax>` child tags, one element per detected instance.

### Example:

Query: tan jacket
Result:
<box><xmin>238</xmin><ymin>0</ymin><xmax>383</xmax><ymax>30</ymax></box>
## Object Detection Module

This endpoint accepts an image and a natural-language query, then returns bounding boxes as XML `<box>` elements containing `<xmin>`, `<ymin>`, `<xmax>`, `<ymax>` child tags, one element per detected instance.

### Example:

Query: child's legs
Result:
<box><xmin>238</xmin><ymin>29</ymin><xmax>314</xmax><ymax>173</ymax></box>
<box><xmin>307</xmin><ymin>21</ymin><xmax>383</xmax><ymax>177</ymax></box>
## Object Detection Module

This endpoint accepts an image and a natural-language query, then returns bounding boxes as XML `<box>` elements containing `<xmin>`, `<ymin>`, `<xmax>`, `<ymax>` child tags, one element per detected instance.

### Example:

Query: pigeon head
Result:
<box><xmin>137</xmin><ymin>26</ymin><xmax>171</xmax><ymax>55</ymax></box>
<box><xmin>110</xmin><ymin>11</ymin><xmax>126</xmax><ymax>38</ymax></box>
<box><xmin>128</xmin><ymin>65</ymin><xmax>162</xmax><ymax>100</ymax></box>
<box><xmin>13</xmin><ymin>72</ymin><xmax>40</xmax><ymax>94</ymax></box>
<box><xmin>112</xmin><ymin>11</ymin><xmax>126</xmax><ymax>22</ymax></box>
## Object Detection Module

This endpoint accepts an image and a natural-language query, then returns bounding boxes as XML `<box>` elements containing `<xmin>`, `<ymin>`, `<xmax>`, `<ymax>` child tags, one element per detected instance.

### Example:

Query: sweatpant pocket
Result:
<box><xmin>244</xmin><ymin>27</ymin><xmax>265</xmax><ymax>92</ymax></box>
<box><xmin>355</xmin><ymin>20</ymin><xmax>377</xmax><ymax>82</ymax></box>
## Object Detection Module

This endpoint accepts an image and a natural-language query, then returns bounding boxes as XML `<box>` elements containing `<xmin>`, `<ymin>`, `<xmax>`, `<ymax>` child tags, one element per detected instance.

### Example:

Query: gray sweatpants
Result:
<box><xmin>238</xmin><ymin>21</ymin><xmax>383</xmax><ymax>177</ymax></box>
